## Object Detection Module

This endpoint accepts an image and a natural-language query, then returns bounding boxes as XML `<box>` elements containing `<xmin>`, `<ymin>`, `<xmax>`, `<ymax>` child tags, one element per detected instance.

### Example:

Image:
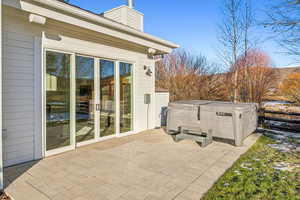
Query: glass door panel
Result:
<box><xmin>75</xmin><ymin>56</ymin><xmax>95</xmax><ymax>143</ymax></box>
<box><xmin>100</xmin><ymin>60</ymin><xmax>115</xmax><ymax>137</ymax></box>
<box><xmin>119</xmin><ymin>62</ymin><xmax>133</xmax><ymax>133</ymax></box>
<box><xmin>46</xmin><ymin>51</ymin><xmax>71</xmax><ymax>151</ymax></box>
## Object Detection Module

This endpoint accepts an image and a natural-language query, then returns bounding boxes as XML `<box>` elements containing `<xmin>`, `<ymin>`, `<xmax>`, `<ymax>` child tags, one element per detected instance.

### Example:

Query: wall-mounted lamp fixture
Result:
<box><xmin>144</xmin><ymin>65</ymin><xmax>153</xmax><ymax>76</ymax></box>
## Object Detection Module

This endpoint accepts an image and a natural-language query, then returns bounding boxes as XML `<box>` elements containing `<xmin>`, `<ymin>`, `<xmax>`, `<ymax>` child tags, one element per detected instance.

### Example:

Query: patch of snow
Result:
<box><xmin>234</xmin><ymin>170</ymin><xmax>241</xmax><ymax>175</ymax></box>
<box><xmin>262</xmin><ymin>128</ymin><xmax>300</xmax><ymax>153</ymax></box>
<box><xmin>264</xmin><ymin>120</ymin><xmax>286</xmax><ymax>127</ymax></box>
<box><xmin>264</xmin><ymin>133</ymin><xmax>286</xmax><ymax>140</ymax></box>
<box><xmin>290</xmin><ymin>134</ymin><xmax>300</xmax><ymax>139</ymax></box>
<box><xmin>273</xmin><ymin>162</ymin><xmax>300</xmax><ymax>172</ymax></box>
<box><xmin>268</xmin><ymin>144</ymin><xmax>293</xmax><ymax>152</ymax></box>
<box><xmin>262</xmin><ymin>101</ymin><xmax>292</xmax><ymax>106</ymax></box>
<box><xmin>263</xmin><ymin>129</ymin><xmax>295</xmax><ymax>137</ymax></box>
<box><xmin>240</xmin><ymin>163</ymin><xmax>253</xmax><ymax>170</ymax></box>
<box><xmin>273</xmin><ymin>162</ymin><xmax>292</xmax><ymax>172</ymax></box>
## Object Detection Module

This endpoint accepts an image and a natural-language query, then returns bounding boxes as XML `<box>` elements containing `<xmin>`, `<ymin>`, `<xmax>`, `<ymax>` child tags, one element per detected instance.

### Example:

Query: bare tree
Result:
<box><xmin>155</xmin><ymin>50</ymin><xmax>223</xmax><ymax>101</ymax></box>
<box><xmin>218</xmin><ymin>0</ymin><xmax>254</xmax><ymax>102</ymax></box>
<box><xmin>218</xmin><ymin>0</ymin><xmax>242</xmax><ymax>67</ymax></box>
<box><xmin>279</xmin><ymin>72</ymin><xmax>300</xmax><ymax>103</ymax></box>
<box><xmin>242</xmin><ymin>0</ymin><xmax>254</xmax><ymax>56</ymax></box>
<box><xmin>234</xmin><ymin>49</ymin><xmax>277</xmax><ymax>103</ymax></box>
<box><xmin>264</xmin><ymin>0</ymin><xmax>300</xmax><ymax>60</ymax></box>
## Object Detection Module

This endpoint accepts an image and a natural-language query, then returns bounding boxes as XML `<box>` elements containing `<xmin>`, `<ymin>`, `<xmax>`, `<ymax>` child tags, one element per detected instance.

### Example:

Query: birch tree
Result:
<box><xmin>218</xmin><ymin>0</ymin><xmax>254</xmax><ymax>102</ymax></box>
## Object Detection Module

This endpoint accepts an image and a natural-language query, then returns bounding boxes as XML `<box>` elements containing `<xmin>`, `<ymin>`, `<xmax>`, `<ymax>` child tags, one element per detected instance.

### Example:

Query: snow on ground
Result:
<box><xmin>262</xmin><ymin>101</ymin><xmax>300</xmax><ymax>113</ymax></box>
<box><xmin>259</xmin><ymin>128</ymin><xmax>300</xmax><ymax>171</ymax></box>
<box><xmin>259</xmin><ymin>128</ymin><xmax>299</xmax><ymax>153</ymax></box>
<box><xmin>262</xmin><ymin>101</ymin><xmax>293</xmax><ymax>106</ymax></box>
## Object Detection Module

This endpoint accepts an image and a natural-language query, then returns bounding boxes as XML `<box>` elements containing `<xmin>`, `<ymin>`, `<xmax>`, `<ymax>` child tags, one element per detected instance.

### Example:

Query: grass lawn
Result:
<box><xmin>201</xmin><ymin>135</ymin><xmax>300</xmax><ymax>200</ymax></box>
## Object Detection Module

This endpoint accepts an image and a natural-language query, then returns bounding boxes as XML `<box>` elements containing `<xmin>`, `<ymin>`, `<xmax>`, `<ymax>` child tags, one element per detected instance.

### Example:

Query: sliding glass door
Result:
<box><xmin>45</xmin><ymin>50</ymin><xmax>134</xmax><ymax>153</ymax></box>
<box><xmin>75</xmin><ymin>56</ymin><xmax>95</xmax><ymax>143</ymax></box>
<box><xmin>120</xmin><ymin>62</ymin><xmax>133</xmax><ymax>133</ymax></box>
<box><xmin>100</xmin><ymin>60</ymin><xmax>115</xmax><ymax>137</ymax></box>
<box><xmin>46</xmin><ymin>51</ymin><xmax>71</xmax><ymax>151</ymax></box>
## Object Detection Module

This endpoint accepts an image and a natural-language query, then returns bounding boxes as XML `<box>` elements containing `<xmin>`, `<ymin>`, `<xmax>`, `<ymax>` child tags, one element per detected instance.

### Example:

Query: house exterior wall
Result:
<box><xmin>2</xmin><ymin>9</ymin><xmax>36</xmax><ymax>167</ymax></box>
<box><xmin>2</xmin><ymin>6</ymin><xmax>156</xmax><ymax>167</ymax></box>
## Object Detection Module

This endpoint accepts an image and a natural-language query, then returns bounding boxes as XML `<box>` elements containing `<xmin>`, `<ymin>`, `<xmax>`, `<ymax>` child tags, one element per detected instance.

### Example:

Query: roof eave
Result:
<box><xmin>20</xmin><ymin>0</ymin><xmax>179</xmax><ymax>52</ymax></box>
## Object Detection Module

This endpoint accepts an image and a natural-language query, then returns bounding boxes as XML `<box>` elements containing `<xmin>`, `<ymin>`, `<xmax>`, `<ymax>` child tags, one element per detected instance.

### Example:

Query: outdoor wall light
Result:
<box><xmin>144</xmin><ymin>65</ymin><xmax>153</xmax><ymax>76</ymax></box>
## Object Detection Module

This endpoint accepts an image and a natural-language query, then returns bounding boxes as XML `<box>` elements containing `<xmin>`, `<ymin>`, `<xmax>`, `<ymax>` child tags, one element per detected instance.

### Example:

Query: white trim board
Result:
<box><xmin>33</xmin><ymin>36</ymin><xmax>43</xmax><ymax>160</ymax></box>
<box><xmin>0</xmin><ymin>0</ymin><xmax>4</xmax><ymax>190</ymax></box>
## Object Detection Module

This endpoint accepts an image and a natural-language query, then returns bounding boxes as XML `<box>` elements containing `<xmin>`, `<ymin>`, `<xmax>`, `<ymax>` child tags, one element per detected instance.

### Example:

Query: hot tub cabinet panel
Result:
<box><xmin>167</xmin><ymin>101</ymin><xmax>258</xmax><ymax>146</ymax></box>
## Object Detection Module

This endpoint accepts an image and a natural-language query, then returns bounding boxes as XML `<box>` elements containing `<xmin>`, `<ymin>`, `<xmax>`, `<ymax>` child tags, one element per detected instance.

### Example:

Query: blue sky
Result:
<box><xmin>68</xmin><ymin>0</ymin><xmax>298</xmax><ymax>68</ymax></box>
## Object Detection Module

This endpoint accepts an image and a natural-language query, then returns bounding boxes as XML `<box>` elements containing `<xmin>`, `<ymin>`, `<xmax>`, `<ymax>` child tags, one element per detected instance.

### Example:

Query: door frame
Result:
<box><xmin>44</xmin><ymin>48</ymin><xmax>76</xmax><ymax>157</ymax></box>
<box><xmin>75</xmin><ymin>54</ymin><xmax>98</xmax><ymax>147</ymax></box>
<box><xmin>43</xmin><ymin>48</ymin><xmax>135</xmax><ymax>157</ymax></box>
<box><xmin>118</xmin><ymin>61</ymin><xmax>135</xmax><ymax>136</ymax></box>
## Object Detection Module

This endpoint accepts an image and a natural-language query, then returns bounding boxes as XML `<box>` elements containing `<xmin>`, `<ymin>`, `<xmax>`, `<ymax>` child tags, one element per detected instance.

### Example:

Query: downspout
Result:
<box><xmin>0</xmin><ymin>0</ymin><xmax>4</xmax><ymax>190</ymax></box>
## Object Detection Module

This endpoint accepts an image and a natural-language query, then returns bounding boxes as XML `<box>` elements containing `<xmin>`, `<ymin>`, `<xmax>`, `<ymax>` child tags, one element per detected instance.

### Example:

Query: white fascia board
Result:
<box><xmin>5</xmin><ymin>0</ymin><xmax>179</xmax><ymax>53</ymax></box>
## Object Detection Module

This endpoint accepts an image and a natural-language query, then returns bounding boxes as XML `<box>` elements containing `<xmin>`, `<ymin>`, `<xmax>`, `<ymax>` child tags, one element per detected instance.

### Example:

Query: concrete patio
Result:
<box><xmin>4</xmin><ymin>129</ymin><xmax>260</xmax><ymax>200</ymax></box>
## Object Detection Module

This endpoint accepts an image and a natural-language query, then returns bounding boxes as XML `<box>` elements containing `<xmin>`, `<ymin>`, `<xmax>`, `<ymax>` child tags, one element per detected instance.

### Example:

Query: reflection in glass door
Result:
<box><xmin>120</xmin><ymin>62</ymin><xmax>133</xmax><ymax>133</ymax></box>
<box><xmin>75</xmin><ymin>56</ymin><xmax>95</xmax><ymax>143</ymax></box>
<box><xmin>100</xmin><ymin>60</ymin><xmax>115</xmax><ymax>137</ymax></box>
<box><xmin>46</xmin><ymin>51</ymin><xmax>71</xmax><ymax>151</ymax></box>
<box><xmin>45</xmin><ymin>51</ymin><xmax>133</xmax><ymax>153</ymax></box>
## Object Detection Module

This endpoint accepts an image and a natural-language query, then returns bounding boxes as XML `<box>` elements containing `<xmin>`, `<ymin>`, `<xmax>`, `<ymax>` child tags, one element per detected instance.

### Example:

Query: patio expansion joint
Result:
<box><xmin>24</xmin><ymin>180</ymin><xmax>52</xmax><ymax>200</ymax></box>
<box><xmin>171</xmin><ymin>149</ymin><xmax>233</xmax><ymax>200</ymax></box>
<box><xmin>25</xmin><ymin>171</ymin><xmax>36</xmax><ymax>179</ymax></box>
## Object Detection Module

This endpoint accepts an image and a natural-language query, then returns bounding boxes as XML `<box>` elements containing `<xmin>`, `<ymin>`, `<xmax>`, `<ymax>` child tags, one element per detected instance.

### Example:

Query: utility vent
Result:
<box><xmin>102</xmin><ymin>5</ymin><xmax>144</xmax><ymax>32</ymax></box>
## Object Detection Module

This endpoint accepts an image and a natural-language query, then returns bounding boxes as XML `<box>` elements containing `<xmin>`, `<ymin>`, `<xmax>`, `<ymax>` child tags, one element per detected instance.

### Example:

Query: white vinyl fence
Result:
<box><xmin>155</xmin><ymin>92</ymin><xmax>169</xmax><ymax>128</ymax></box>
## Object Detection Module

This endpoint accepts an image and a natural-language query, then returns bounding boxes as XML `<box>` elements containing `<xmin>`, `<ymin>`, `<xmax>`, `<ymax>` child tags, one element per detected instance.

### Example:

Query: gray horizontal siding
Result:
<box><xmin>3</xmin><ymin>23</ymin><xmax>35</xmax><ymax>166</ymax></box>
